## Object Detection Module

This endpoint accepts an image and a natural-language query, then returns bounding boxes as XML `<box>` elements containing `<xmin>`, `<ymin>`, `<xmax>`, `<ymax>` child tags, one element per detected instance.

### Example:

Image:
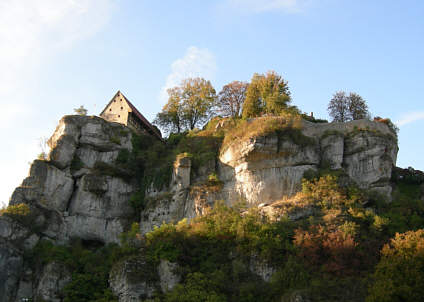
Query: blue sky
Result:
<box><xmin>1</xmin><ymin>0</ymin><xmax>423</xmax><ymax>207</ymax></box>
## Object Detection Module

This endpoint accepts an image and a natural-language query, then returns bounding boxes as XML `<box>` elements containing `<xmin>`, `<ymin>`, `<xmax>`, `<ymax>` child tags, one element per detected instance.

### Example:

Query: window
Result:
<box><xmin>121</xmin><ymin>107</ymin><xmax>123</xmax><ymax>110</ymax></box>
<box><xmin>118</xmin><ymin>115</ymin><xmax>120</xmax><ymax>118</ymax></box>
<box><xmin>109</xmin><ymin>108</ymin><xmax>112</xmax><ymax>111</ymax></box>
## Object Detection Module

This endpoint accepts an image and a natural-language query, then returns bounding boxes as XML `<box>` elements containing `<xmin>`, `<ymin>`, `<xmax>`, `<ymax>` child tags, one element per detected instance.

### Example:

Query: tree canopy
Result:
<box><xmin>216</xmin><ymin>81</ymin><xmax>248</xmax><ymax>118</ymax></box>
<box><xmin>154</xmin><ymin>78</ymin><xmax>216</xmax><ymax>134</ymax></box>
<box><xmin>328</xmin><ymin>91</ymin><xmax>370</xmax><ymax>122</ymax></box>
<box><xmin>242</xmin><ymin>71</ymin><xmax>291</xmax><ymax>118</ymax></box>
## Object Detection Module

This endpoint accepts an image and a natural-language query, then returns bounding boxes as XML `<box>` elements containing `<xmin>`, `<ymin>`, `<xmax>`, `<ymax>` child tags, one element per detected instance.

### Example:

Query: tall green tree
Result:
<box><xmin>154</xmin><ymin>78</ymin><xmax>216</xmax><ymax>135</ymax></box>
<box><xmin>181</xmin><ymin>78</ymin><xmax>216</xmax><ymax>130</ymax></box>
<box><xmin>242</xmin><ymin>71</ymin><xmax>291</xmax><ymax>118</ymax></box>
<box><xmin>154</xmin><ymin>87</ymin><xmax>183</xmax><ymax>134</ymax></box>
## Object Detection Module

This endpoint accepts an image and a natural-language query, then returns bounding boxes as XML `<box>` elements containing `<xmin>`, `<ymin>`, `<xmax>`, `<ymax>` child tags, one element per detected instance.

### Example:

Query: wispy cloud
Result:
<box><xmin>0</xmin><ymin>0</ymin><xmax>113</xmax><ymax>94</ymax></box>
<box><xmin>396</xmin><ymin>112</ymin><xmax>424</xmax><ymax>127</ymax></box>
<box><xmin>159</xmin><ymin>46</ymin><xmax>217</xmax><ymax>104</ymax></box>
<box><xmin>226</xmin><ymin>0</ymin><xmax>310</xmax><ymax>14</ymax></box>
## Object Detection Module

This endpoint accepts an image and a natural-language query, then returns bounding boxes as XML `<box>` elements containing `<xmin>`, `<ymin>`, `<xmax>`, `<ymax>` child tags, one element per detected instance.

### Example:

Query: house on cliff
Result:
<box><xmin>100</xmin><ymin>91</ymin><xmax>162</xmax><ymax>140</ymax></box>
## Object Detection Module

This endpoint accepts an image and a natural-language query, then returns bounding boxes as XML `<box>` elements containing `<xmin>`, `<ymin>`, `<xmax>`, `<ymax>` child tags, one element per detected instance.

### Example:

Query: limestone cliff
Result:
<box><xmin>140</xmin><ymin>118</ymin><xmax>398</xmax><ymax>234</ymax></box>
<box><xmin>1</xmin><ymin>115</ymin><xmax>136</xmax><ymax>302</ymax></box>
<box><xmin>0</xmin><ymin>115</ymin><xmax>398</xmax><ymax>302</ymax></box>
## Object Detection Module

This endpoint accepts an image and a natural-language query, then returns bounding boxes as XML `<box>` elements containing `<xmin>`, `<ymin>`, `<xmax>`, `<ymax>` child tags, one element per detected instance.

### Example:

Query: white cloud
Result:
<box><xmin>227</xmin><ymin>0</ymin><xmax>309</xmax><ymax>13</ymax></box>
<box><xmin>396</xmin><ymin>112</ymin><xmax>424</xmax><ymax>127</ymax></box>
<box><xmin>159</xmin><ymin>46</ymin><xmax>217</xmax><ymax>104</ymax></box>
<box><xmin>0</xmin><ymin>0</ymin><xmax>113</xmax><ymax>94</ymax></box>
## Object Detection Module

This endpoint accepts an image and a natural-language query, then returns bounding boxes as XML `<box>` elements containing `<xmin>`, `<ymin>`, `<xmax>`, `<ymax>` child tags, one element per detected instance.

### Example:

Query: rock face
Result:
<box><xmin>219</xmin><ymin>119</ymin><xmax>397</xmax><ymax>206</ymax></box>
<box><xmin>35</xmin><ymin>262</ymin><xmax>71</xmax><ymax>302</ymax></box>
<box><xmin>9</xmin><ymin>115</ymin><xmax>135</xmax><ymax>245</ymax></box>
<box><xmin>139</xmin><ymin>119</ymin><xmax>397</xmax><ymax>234</ymax></box>
<box><xmin>109</xmin><ymin>256</ymin><xmax>156</xmax><ymax>301</ymax></box>
<box><xmin>1</xmin><ymin>115</ymin><xmax>398</xmax><ymax>301</ymax></box>
<box><xmin>1</xmin><ymin>116</ymin><xmax>136</xmax><ymax>302</ymax></box>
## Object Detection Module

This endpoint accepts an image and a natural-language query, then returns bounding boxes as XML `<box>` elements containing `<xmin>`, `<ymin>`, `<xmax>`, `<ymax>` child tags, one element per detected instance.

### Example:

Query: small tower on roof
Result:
<box><xmin>100</xmin><ymin>91</ymin><xmax>162</xmax><ymax>140</ymax></box>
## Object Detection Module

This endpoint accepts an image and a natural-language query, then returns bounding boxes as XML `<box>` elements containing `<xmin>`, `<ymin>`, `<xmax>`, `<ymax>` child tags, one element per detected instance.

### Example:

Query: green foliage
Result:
<box><xmin>116</xmin><ymin>149</ymin><xmax>130</xmax><ymax>165</ymax></box>
<box><xmin>154</xmin><ymin>77</ymin><xmax>216</xmax><ymax>134</ymax></box>
<box><xmin>0</xmin><ymin>203</ymin><xmax>30</xmax><ymax>217</ymax></box>
<box><xmin>0</xmin><ymin>203</ymin><xmax>35</xmax><ymax>226</ymax></box>
<box><xmin>142</xmin><ymin>203</ymin><xmax>298</xmax><ymax>301</ymax></box>
<box><xmin>92</xmin><ymin>161</ymin><xmax>132</xmax><ymax>183</ymax></box>
<box><xmin>70</xmin><ymin>155</ymin><xmax>84</xmax><ymax>172</ymax></box>
<box><xmin>367</xmin><ymin>230</ymin><xmax>424</xmax><ymax>302</ymax></box>
<box><xmin>164</xmin><ymin>272</ymin><xmax>226</xmax><ymax>302</ymax></box>
<box><xmin>29</xmin><ymin>239</ymin><xmax>120</xmax><ymax>302</ymax></box>
<box><xmin>242</xmin><ymin>71</ymin><xmax>291</xmax><ymax>118</ymax></box>
<box><xmin>221</xmin><ymin>114</ymin><xmax>307</xmax><ymax>150</ymax></box>
<box><xmin>270</xmin><ymin>256</ymin><xmax>310</xmax><ymax>293</ymax></box>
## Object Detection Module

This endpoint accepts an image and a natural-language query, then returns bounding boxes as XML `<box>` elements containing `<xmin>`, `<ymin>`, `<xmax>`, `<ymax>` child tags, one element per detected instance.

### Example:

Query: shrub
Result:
<box><xmin>1</xmin><ymin>203</ymin><xmax>30</xmax><ymax>217</ymax></box>
<box><xmin>367</xmin><ymin>230</ymin><xmax>424</xmax><ymax>302</ymax></box>
<box><xmin>30</xmin><ymin>239</ymin><xmax>120</xmax><ymax>302</ymax></box>
<box><xmin>165</xmin><ymin>272</ymin><xmax>227</xmax><ymax>302</ymax></box>
<box><xmin>0</xmin><ymin>203</ymin><xmax>34</xmax><ymax>226</ymax></box>
<box><xmin>294</xmin><ymin>225</ymin><xmax>361</xmax><ymax>275</ymax></box>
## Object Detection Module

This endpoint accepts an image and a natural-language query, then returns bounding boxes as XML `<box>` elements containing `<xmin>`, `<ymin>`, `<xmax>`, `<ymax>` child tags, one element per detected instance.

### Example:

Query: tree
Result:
<box><xmin>74</xmin><ymin>105</ymin><xmax>87</xmax><ymax>116</ymax></box>
<box><xmin>242</xmin><ymin>71</ymin><xmax>291</xmax><ymax>118</ymax></box>
<box><xmin>327</xmin><ymin>91</ymin><xmax>349</xmax><ymax>122</ymax></box>
<box><xmin>216</xmin><ymin>81</ymin><xmax>248</xmax><ymax>118</ymax></box>
<box><xmin>367</xmin><ymin>230</ymin><xmax>424</xmax><ymax>302</ymax></box>
<box><xmin>181</xmin><ymin>78</ymin><xmax>216</xmax><ymax>130</ymax></box>
<box><xmin>327</xmin><ymin>91</ymin><xmax>370</xmax><ymax>122</ymax></box>
<box><xmin>348</xmin><ymin>92</ymin><xmax>369</xmax><ymax>120</ymax></box>
<box><xmin>154</xmin><ymin>87</ymin><xmax>184</xmax><ymax>134</ymax></box>
<box><xmin>154</xmin><ymin>78</ymin><xmax>216</xmax><ymax>135</ymax></box>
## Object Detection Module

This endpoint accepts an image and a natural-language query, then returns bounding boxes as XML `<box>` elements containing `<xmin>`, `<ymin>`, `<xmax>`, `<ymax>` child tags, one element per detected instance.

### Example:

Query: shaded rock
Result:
<box><xmin>76</xmin><ymin>146</ymin><xmax>119</xmax><ymax>169</ymax></box>
<box><xmin>158</xmin><ymin>260</ymin><xmax>180</xmax><ymax>293</ymax></box>
<box><xmin>0</xmin><ymin>241</ymin><xmax>23</xmax><ymax>302</ymax></box>
<box><xmin>15</xmin><ymin>268</ymin><xmax>33</xmax><ymax>302</ymax></box>
<box><xmin>109</xmin><ymin>256</ymin><xmax>156</xmax><ymax>302</ymax></box>
<box><xmin>320</xmin><ymin>133</ymin><xmax>344</xmax><ymax>169</ymax></box>
<box><xmin>249</xmin><ymin>255</ymin><xmax>275</xmax><ymax>282</ymax></box>
<box><xmin>35</xmin><ymin>261</ymin><xmax>71</xmax><ymax>302</ymax></box>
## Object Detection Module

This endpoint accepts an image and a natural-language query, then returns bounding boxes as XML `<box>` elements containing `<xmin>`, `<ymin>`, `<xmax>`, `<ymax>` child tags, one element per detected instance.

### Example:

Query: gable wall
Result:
<box><xmin>100</xmin><ymin>94</ymin><xmax>131</xmax><ymax>125</ymax></box>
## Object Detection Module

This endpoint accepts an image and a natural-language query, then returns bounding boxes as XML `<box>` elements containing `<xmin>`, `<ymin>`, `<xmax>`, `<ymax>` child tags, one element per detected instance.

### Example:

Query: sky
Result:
<box><xmin>1</xmin><ymin>0</ymin><xmax>424</xmax><ymax>207</ymax></box>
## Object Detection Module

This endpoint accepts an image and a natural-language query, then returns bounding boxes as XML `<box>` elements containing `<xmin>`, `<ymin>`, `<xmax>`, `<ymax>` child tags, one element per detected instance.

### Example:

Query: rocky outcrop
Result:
<box><xmin>9</xmin><ymin>115</ymin><xmax>135</xmax><ymax>245</ymax></box>
<box><xmin>138</xmin><ymin>119</ymin><xmax>397</xmax><ymax>234</ymax></box>
<box><xmin>2</xmin><ymin>116</ymin><xmax>136</xmax><ymax>301</ymax></box>
<box><xmin>1</xmin><ymin>115</ymin><xmax>399</xmax><ymax>301</ymax></box>
<box><xmin>219</xmin><ymin>119</ymin><xmax>397</xmax><ymax>205</ymax></box>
